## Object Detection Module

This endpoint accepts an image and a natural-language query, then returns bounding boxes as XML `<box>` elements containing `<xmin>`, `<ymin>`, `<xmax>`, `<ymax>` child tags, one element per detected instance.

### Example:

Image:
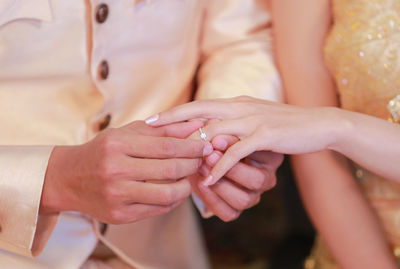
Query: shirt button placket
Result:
<box><xmin>94</xmin><ymin>3</ymin><xmax>111</xmax><ymax>132</ymax></box>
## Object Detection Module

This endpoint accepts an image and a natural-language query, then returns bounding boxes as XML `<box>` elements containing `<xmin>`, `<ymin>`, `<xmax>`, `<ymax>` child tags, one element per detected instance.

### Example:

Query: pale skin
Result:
<box><xmin>145</xmin><ymin>97</ymin><xmax>400</xmax><ymax>184</ymax></box>
<box><xmin>41</xmin><ymin>120</ymin><xmax>211</xmax><ymax>224</ymax></box>
<box><xmin>145</xmin><ymin>92</ymin><xmax>400</xmax><ymax>267</ymax></box>
<box><xmin>145</xmin><ymin>2</ymin><xmax>400</xmax><ymax>265</ymax></box>
<box><xmin>40</xmin><ymin>119</ymin><xmax>282</xmax><ymax>224</ymax></box>
<box><xmin>144</xmin><ymin>1</ymin><xmax>399</xmax><ymax>267</ymax></box>
<box><xmin>272</xmin><ymin>0</ymin><xmax>397</xmax><ymax>268</ymax></box>
<box><xmin>190</xmin><ymin>120</ymin><xmax>283</xmax><ymax>221</ymax></box>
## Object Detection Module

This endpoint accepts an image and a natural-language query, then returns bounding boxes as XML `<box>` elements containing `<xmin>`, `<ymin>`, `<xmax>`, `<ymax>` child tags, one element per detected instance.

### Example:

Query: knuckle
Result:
<box><xmin>97</xmin><ymin>160</ymin><xmax>118</xmax><ymax>181</ymax></box>
<box><xmin>249</xmin><ymin>177</ymin><xmax>265</xmax><ymax>191</ymax></box>
<box><xmin>258</xmin><ymin>124</ymin><xmax>270</xmax><ymax>136</ymax></box>
<box><xmin>100</xmin><ymin>132</ymin><xmax>117</xmax><ymax>152</ymax></box>
<box><xmin>186</xmin><ymin>159</ymin><xmax>200</xmax><ymax>174</ymax></box>
<box><xmin>163</xmin><ymin>162</ymin><xmax>181</xmax><ymax>180</ymax></box>
<box><xmin>160</xmin><ymin>140</ymin><xmax>177</xmax><ymax>157</ymax></box>
<box><xmin>193</xmin><ymin>141</ymin><xmax>205</xmax><ymax>155</ymax></box>
<box><xmin>222</xmin><ymin>211</ymin><xmax>240</xmax><ymax>222</ymax></box>
<box><xmin>160</xmin><ymin>187</ymin><xmax>177</xmax><ymax>205</ymax></box>
<box><xmin>108</xmin><ymin>208</ymin><xmax>126</xmax><ymax>224</ymax></box>
<box><xmin>196</xmin><ymin>158</ymin><xmax>203</xmax><ymax>169</ymax></box>
<box><xmin>237</xmin><ymin>195</ymin><xmax>252</xmax><ymax>211</ymax></box>
<box><xmin>265</xmin><ymin>176</ymin><xmax>277</xmax><ymax>190</ymax></box>
<box><xmin>102</xmin><ymin>185</ymin><xmax>122</xmax><ymax>203</ymax></box>
<box><xmin>160</xmin><ymin>205</ymin><xmax>173</xmax><ymax>214</ymax></box>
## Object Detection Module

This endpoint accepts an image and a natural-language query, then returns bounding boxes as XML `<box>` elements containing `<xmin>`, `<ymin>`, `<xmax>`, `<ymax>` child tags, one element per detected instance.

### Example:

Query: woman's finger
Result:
<box><xmin>247</xmin><ymin>151</ymin><xmax>284</xmax><ymax>172</ymax></box>
<box><xmin>203</xmin><ymin>135</ymin><xmax>260</xmax><ymax>186</ymax></box>
<box><xmin>145</xmin><ymin>99</ymin><xmax>234</xmax><ymax>126</ymax></box>
<box><xmin>126</xmin><ymin>120</ymin><xmax>205</xmax><ymax>138</ymax></box>
<box><xmin>211</xmin><ymin>134</ymin><xmax>239</xmax><ymax>151</ymax></box>
<box><xmin>206</xmin><ymin>151</ymin><xmax>268</xmax><ymax>191</ymax></box>
<box><xmin>187</xmin><ymin>118</ymin><xmax>254</xmax><ymax>142</ymax></box>
<box><xmin>156</xmin><ymin>120</ymin><xmax>205</xmax><ymax>138</ymax></box>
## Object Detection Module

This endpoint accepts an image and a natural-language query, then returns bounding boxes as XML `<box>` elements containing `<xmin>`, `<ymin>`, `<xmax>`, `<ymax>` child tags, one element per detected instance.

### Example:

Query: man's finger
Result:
<box><xmin>248</xmin><ymin>151</ymin><xmax>284</xmax><ymax>172</ymax></box>
<box><xmin>113</xmin><ymin>200</ymin><xmax>185</xmax><ymax>224</ymax></box>
<box><xmin>205</xmin><ymin>135</ymin><xmax>259</xmax><ymax>186</ymax></box>
<box><xmin>187</xmin><ymin>118</ymin><xmax>250</xmax><ymax>142</ymax></box>
<box><xmin>118</xmin><ymin>133</ymin><xmax>212</xmax><ymax>158</ymax></box>
<box><xmin>210</xmin><ymin>179</ymin><xmax>260</xmax><ymax>211</ymax></box>
<box><xmin>206</xmin><ymin>151</ymin><xmax>270</xmax><ymax>191</ymax></box>
<box><xmin>122</xmin><ymin>179</ymin><xmax>191</xmax><ymax>206</ymax></box>
<box><xmin>192</xmin><ymin>178</ymin><xmax>240</xmax><ymax>222</ymax></box>
<box><xmin>122</xmin><ymin>157</ymin><xmax>202</xmax><ymax>181</ymax></box>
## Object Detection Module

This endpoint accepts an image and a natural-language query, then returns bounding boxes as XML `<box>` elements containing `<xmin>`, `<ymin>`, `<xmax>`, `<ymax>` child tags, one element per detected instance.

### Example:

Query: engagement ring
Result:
<box><xmin>199</xmin><ymin>127</ymin><xmax>208</xmax><ymax>141</ymax></box>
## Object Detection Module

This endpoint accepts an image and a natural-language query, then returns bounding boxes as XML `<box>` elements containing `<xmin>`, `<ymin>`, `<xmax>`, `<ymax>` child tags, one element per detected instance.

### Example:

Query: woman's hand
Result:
<box><xmin>146</xmin><ymin>96</ymin><xmax>343</xmax><ymax>185</ymax></box>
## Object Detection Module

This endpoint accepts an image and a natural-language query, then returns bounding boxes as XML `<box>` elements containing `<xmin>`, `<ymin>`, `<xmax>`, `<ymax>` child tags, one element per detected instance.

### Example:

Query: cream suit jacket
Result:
<box><xmin>0</xmin><ymin>0</ymin><xmax>282</xmax><ymax>268</ymax></box>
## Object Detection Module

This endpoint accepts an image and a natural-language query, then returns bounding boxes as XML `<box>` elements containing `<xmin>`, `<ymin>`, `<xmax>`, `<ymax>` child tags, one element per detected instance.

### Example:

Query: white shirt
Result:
<box><xmin>0</xmin><ymin>0</ymin><xmax>281</xmax><ymax>268</ymax></box>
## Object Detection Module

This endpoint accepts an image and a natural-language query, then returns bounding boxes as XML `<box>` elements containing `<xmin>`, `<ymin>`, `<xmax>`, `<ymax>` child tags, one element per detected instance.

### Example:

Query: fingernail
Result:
<box><xmin>218</xmin><ymin>140</ymin><xmax>228</xmax><ymax>151</ymax></box>
<box><xmin>202</xmin><ymin>175</ymin><xmax>213</xmax><ymax>186</ymax></box>
<box><xmin>203</xmin><ymin>142</ymin><xmax>213</xmax><ymax>156</ymax></box>
<box><xmin>207</xmin><ymin>152</ymin><xmax>220</xmax><ymax>165</ymax></box>
<box><xmin>145</xmin><ymin>114</ymin><xmax>159</xmax><ymax>125</ymax></box>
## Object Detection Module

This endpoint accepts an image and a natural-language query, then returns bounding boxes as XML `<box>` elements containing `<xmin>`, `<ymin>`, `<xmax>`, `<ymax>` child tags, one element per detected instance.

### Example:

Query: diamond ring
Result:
<box><xmin>199</xmin><ymin>127</ymin><xmax>208</xmax><ymax>141</ymax></box>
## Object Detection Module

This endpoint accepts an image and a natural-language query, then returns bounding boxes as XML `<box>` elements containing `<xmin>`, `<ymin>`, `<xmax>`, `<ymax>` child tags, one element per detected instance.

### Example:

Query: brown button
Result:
<box><xmin>100</xmin><ymin>223</ymin><xmax>108</xmax><ymax>235</ymax></box>
<box><xmin>96</xmin><ymin>4</ymin><xmax>109</xmax><ymax>23</ymax></box>
<box><xmin>99</xmin><ymin>60</ymin><xmax>109</xmax><ymax>80</ymax></box>
<box><xmin>99</xmin><ymin>114</ymin><xmax>111</xmax><ymax>131</ymax></box>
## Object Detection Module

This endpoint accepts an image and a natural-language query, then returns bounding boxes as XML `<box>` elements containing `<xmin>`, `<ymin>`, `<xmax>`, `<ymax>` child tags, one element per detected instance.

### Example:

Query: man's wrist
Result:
<box><xmin>40</xmin><ymin>146</ymin><xmax>74</xmax><ymax>214</ymax></box>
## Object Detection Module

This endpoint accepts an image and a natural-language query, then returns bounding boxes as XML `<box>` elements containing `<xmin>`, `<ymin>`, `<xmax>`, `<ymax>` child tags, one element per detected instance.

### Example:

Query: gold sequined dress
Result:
<box><xmin>305</xmin><ymin>0</ymin><xmax>400</xmax><ymax>268</ymax></box>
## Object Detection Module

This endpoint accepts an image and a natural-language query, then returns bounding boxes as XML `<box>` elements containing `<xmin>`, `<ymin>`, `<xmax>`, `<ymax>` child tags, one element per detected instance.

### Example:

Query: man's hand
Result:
<box><xmin>192</xmin><ymin>134</ymin><xmax>283</xmax><ymax>222</ymax></box>
<box><xmin>40</xmin><ymin>121</ymin><xmax>213</xmax><ymax>224</ymax></box>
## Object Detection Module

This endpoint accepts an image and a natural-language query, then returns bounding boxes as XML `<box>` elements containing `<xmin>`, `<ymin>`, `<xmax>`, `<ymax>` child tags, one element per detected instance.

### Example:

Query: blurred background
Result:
<box><xmin>198</xmin><ymin>158</ymin><xmax>315</xmax><ymax>269</ymax></box>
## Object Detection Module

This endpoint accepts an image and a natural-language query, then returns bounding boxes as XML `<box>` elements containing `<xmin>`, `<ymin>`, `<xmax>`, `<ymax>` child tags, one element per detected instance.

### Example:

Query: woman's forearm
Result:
<box><xmin>329</xmin><ymin>108</ymin><xmax>400</xmax><ymax>181</ymax></box>
<box><xmin>292</xmin><ymin>152</ymin><xmax>396</xmax><ymax>269</ymax></box>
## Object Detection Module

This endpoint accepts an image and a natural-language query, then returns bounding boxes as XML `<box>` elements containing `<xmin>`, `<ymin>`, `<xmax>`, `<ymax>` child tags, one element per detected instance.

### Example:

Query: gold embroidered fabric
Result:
<box><xmin>307</xmin><ymin>0</ymin><xmax>400</xmax><ymax>267</ymax></box>
<box><xmin>388</xmin><ymin>94</ymin><xmax>400</xmax><ymax>123</ymax></box>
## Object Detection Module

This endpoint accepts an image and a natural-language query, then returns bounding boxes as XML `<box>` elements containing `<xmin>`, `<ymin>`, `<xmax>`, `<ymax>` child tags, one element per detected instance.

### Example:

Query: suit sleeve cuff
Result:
<box><xmin>0</xmin><ymin>146</ymin><xmax>58</xmax><ymax>257</ymax></box>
